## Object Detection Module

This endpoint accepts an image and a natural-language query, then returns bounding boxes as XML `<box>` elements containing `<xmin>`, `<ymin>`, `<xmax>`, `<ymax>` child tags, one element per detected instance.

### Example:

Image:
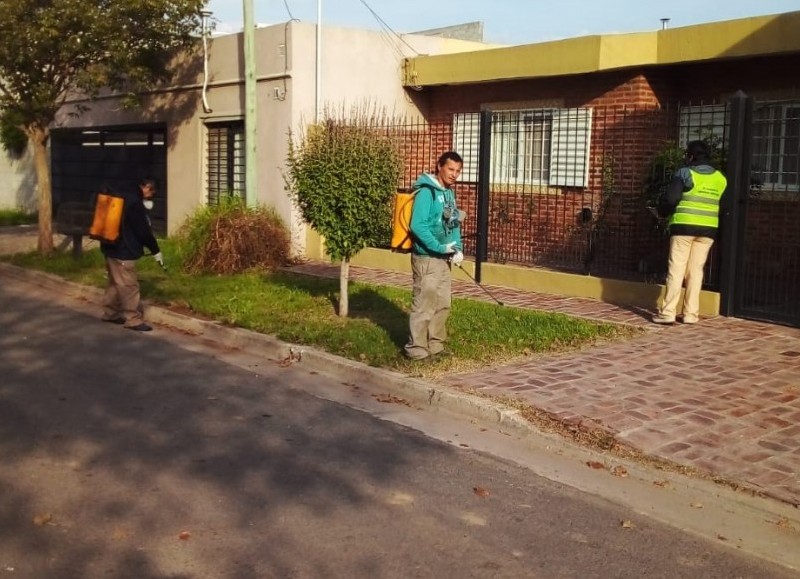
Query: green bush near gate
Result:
<box><xmin>2</xmin><ymin>241</ymin><xmax>637</xmax><ymax>376</ymax></box>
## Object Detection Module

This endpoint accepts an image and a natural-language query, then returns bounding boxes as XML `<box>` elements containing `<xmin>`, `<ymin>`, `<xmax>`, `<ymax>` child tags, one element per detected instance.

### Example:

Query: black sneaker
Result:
<box><xmin>102</xmin><ymin>316</ymin><xmax>126</xmax><ymax>325</ymax></box>
<box><xmin>126</xmin><ymin>323</ymin><xmax>153</xmax><ymax>332</ymax></box>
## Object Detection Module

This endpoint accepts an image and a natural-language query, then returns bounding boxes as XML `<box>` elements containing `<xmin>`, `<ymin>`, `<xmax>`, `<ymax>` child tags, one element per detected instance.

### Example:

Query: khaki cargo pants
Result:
<box><xmin>404</xmin><ymin>254</ymin><xmax>451</xmax><ymax>359</ymax></box>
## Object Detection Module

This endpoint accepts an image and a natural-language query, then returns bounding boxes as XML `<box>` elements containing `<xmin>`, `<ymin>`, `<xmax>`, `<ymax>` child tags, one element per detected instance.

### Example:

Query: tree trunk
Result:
<box><xmin>339</xmin><ymin>258</ymin><xmax>350</xmax><ymax>317</ymax></box>
<box><xmin>27</xmin><ymin>125</ymin><xmax>54</xmax><ymax>253</ymax></box>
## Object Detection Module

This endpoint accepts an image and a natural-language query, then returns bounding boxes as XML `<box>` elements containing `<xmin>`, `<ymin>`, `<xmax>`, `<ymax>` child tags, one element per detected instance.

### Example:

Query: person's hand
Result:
<box><xmin>443</xmin><ymin>242</ymin><xmax>457</xmax><ymax>254</ymax></box>
<box><xmin>451</xmin><ymin>251</ymin><xmax>464</xmax><ymax>266</ymax></box>
<box><xmin>153</xmin><ymin>252</ymin><xmax>165</xmax><ymax>269</ymax></box>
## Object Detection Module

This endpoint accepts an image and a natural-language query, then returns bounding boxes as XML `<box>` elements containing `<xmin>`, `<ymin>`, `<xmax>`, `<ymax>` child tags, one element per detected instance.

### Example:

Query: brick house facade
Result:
<box><xmin>390</xmin><ymin>14</ymin><xmax>800</xmax><ymax>324</ymax></box>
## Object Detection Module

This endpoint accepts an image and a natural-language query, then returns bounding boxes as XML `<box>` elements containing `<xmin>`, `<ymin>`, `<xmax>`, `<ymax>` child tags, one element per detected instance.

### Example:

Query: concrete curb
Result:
<box><xmin>0</xmin><ymin>262</ymin><xmax>536</xmax><ymax>439</ymax></box>
<box><xmin>4</xmin><ymin>261</ymin><xmax>800</xmax><ymax>571</ymax></box>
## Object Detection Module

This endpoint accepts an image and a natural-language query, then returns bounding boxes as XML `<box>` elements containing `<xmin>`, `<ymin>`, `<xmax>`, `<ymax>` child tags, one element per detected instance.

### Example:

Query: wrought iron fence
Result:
<box><xmin>378</xmin><ymin>102</ymin><xmax>732</xmax><ymax>284</ymax></box>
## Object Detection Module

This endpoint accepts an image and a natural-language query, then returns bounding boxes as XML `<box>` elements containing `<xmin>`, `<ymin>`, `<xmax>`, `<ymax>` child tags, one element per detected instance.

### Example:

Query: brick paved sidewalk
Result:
<box><xmin>288</xmin><ymin>260</ymin><xmax>800</xmax><ymax>506</ymax></box>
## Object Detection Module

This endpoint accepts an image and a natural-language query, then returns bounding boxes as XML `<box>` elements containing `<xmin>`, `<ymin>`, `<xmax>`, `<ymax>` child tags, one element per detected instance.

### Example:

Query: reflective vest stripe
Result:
<box><xmin>669</xmin><ymin>169</ymin><xmax>727</xmax><ymax>229</ymax></box>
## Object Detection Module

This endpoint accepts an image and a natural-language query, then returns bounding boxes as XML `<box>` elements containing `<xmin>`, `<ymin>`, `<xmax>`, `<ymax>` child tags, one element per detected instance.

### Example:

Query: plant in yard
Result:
<box><xmin>176</xmin><ymin>196</ymin><xmax>291</xmax><ymax>275</ymax></box>
<box><xmin>0</xmin><ymin>209</ymin><xmax>37</xmax><ymax>227</ymax></box>
<box><xmin>2</xmin><ymin>245</ymin><xmax>635</xmax><ymax>376</ymax></box>
<box><xmin>285</xmin><ymin>107</ymin><xmax>403</xmax><ymax>317</ymax></box>
<box><xmin>0</xmin><ymin>0</ymin><xmax>205</xmax><ymax>254</ymax></box>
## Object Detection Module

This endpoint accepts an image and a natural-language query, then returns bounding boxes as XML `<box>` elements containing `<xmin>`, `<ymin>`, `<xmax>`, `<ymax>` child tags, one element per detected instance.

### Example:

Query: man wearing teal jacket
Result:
<box><xmin>404</xmin><ymin>151</ymin><xmax>465</xmax><ymax>360</ymax></box>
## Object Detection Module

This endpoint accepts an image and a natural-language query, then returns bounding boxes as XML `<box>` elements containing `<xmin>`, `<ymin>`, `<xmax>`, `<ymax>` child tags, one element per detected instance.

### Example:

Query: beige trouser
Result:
<box><xmin>660</xmin><ymin>235</ymin><xmax>714</xmax><ymax>322</ymax></box>
<box><xmin>102</xmin><ymin>257</ymin><xmax>144</xmax><ymax>326</ymax></box>
<box><xmin>405</xmin><ymin>254</ymin><xmax>451</xmax><ymax>359</ymax></box>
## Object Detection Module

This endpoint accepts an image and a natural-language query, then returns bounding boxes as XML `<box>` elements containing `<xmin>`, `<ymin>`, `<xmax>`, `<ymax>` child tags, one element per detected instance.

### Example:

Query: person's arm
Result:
<box><xmin>658</xmin><ymin>168</ymin><xmax>692</xmax><ymax>218</ymax></box>
<box><xmin>128</xmin><ymin>202</ymin><xmax>160</xmax><ymax>255</ymax></box>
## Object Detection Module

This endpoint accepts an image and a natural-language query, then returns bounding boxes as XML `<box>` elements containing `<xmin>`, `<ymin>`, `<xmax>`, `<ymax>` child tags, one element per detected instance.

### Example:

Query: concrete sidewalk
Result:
<box><xmin>289</xmin><ymin>261</ymin><xmax>800</xmax><ymax>507</ymax></box>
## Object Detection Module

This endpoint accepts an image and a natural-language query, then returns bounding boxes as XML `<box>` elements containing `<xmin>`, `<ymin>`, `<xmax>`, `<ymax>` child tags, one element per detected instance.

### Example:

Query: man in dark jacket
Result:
<box><xmin>100</xmin><ymin>177</ymin><xmax>164</xmax><ymax>332</ymax></box>
<box><xmin>653</xmin><ymin>141</ymin><xmax>727</xmax><ymax>325</ymax></box>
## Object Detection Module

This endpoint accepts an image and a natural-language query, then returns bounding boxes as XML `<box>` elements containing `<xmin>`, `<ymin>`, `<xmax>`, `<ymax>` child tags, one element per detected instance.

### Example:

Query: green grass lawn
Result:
<box><xmin>3</xmin><ymin>241</ymin><xmax>639</xmax><ymax>376</ymax></box>
<box><xmin>0</xmin><ymin>209</ymin><xmax>37</xmax><ymax>226</ymax></box>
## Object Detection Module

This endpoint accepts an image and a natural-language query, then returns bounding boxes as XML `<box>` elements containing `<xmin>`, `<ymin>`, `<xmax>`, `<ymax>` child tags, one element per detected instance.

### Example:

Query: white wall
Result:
<box><xmin>0</xmin><ymin>146</ymin><xmax>36</xmax><ymax>212</ymax></box>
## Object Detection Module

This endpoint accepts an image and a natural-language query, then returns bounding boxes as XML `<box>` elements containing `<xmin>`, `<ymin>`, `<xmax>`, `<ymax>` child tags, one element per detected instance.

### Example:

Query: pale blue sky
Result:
<box><xmin>205</xmin><ymin>0</ymin><xmax>799</xmax><ymax>44</ymax></box>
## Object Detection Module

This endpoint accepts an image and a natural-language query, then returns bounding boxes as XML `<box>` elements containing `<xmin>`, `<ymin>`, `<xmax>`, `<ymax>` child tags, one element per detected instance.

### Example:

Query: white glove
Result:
<box><xmin>451</xmin><ymin>251</ymin><xmax>464</xmax><ymax>266</ymax></box>
<box><xmin>443</xmin><ymin>242</ymin><xmax>457</xmax><ymax>254</ymax></box>
<box><xmin>153</xmin><ymin>252</ymin><xmax>165</xmax><ymax>268</ymax></box>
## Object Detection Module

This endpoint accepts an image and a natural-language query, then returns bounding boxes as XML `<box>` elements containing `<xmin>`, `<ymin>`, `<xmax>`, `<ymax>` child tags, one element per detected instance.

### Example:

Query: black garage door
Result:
<box><xmin>51</xmin><ymin>125</ymin><xmax>168</xmax><ymax>235</ymax></box>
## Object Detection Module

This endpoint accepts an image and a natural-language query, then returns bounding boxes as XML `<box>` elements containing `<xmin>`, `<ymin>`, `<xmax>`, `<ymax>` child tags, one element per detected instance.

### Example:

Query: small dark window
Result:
<box><xmin>207</xmin><ymin>121</ymin><xmax>245</xmax><ymax>204</ymax></box>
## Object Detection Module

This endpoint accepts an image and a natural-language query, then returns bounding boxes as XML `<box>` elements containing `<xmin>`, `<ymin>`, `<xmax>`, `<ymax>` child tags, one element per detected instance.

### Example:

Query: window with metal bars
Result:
<box><xmin>206</xmin><ymin>121</ymin><xmax>245</xmax><ymax>204</ymax></box>
<box><xmin>453</xmin><ymin>108</ymin><xmax>592</xmax><ymax>187</ymax></box>
<box><xmin>679</xmin><ymin>101</ymin><xmax>800</xmax><ymax>192</ymax></box>
<box><xmin>752</xmin><ymin>101</ymin><xmax>800</xmax><ymax>190</ymax></box>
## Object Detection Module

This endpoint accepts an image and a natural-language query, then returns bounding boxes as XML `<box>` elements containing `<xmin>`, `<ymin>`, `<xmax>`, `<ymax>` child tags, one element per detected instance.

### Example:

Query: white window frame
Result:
<box><xmin>453</xmin><ymin>107</ymin><xmax>592</xmax><ymax>188</ymax></box>
<box><xmin>751</xmin><ymin>101</ymin><xmax>800</xmax><ymax>191</ymax></box>
<box><xmin>679</xmin><ymin>101</ymin><xmax>799</xmax><ymax>192</ymax></box>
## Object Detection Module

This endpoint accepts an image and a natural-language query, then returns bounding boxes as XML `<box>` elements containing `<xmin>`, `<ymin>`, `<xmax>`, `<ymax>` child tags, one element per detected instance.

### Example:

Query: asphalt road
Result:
<box><xmin>0</xmin><ymin>278</ymin><xmax>796</xmax><ymax>579</ymax></box>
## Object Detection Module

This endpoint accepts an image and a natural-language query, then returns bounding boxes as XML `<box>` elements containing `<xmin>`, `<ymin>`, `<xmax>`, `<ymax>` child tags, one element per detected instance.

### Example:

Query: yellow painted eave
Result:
<box><xmin>404</xmin><ymin>11</ymin><xmax>800</xmax><ymax>86</ymax></box>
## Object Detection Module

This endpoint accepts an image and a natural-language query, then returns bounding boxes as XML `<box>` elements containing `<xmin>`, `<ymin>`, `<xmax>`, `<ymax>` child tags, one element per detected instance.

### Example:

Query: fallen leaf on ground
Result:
<box><xmin>621</xmin><ymin>520</ymin><xmax>634</xmax><ymax>529</ymax></box>
<box><xmin>611</xmin><ymin>466</ymin><xmax>628</xmax><ymax>477</ymax></box>
<box><xmin>586</xmin><ymin>461</ymin><xmax>605</xmax><ymax>470</ymax></box>
<box><xmin>32</xmin><ymin>513</ymin><xmax>52</xmax><ymax>526</ymax></box>
<box><xmin>773</xmin><ymin>517</ymin><xmax>796</xmax><ymax>531</ymax></box>
<box><xmin>372</xmin><ymin>394</ymin><xmax>409</xmax><ymax>405</ymax></box>
<box><xmin>473</xmin><ymin>486</ymin><xmax>490</xmax><ymax>498</ymax></box>
<box><xmin>652</xmin><ymin>480</ymin><xmax>670</xmax><ymax>488</ymax></box>
<box><xmin>690</xmin><ymin>502</ymin><xmax>704</xmax><ymax>509</ymax></box>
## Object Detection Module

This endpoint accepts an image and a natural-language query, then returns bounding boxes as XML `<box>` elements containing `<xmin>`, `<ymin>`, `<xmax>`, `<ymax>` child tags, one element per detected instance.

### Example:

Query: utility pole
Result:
<box><xmin>243</xmin><ymin>0</ymin><xmax>258</xmax><ymax>207</ymax></box>
<box><xmin>315</xmin><ymin>0</ymin><xmax>322</xmax><ymax>122</ymax></box>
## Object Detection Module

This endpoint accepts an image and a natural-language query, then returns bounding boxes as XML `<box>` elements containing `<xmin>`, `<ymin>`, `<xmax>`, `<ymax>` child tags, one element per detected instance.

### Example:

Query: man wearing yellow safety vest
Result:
<box><xmin>653</xmin><ymin>140</ymin><xmax>727</xmax><ymax>325</ymax></box>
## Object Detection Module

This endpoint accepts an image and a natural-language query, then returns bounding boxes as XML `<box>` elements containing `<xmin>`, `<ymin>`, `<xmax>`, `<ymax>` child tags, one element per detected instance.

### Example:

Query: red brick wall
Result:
<box><xmin>407</xmin><ymin>55</ymin><xmax>800</xmax><ymax>281</ymax></box>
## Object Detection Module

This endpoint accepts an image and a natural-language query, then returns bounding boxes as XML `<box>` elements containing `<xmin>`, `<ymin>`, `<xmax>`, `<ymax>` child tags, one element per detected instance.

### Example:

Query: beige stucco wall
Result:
<box><xmin>50</xmin><ymin>22</ymin><xmax>487</xmax><ymax>252</ymax></box>
<box><xmin>0</xmin><ymin>146</ymin><xmax>36</xmax><ymax>212</ymax></box>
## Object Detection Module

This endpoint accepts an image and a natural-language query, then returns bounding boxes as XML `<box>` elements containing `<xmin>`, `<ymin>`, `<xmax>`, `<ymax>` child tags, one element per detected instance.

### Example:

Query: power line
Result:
<box><xmin>357</xmin><ymin>0</ymin><xmax>421</xmax><ymax>56</ymax></box>
<box><xmin>282</xmin><ymin>0</ymin><xmax>297</xmax><ymax>21</ymax></box>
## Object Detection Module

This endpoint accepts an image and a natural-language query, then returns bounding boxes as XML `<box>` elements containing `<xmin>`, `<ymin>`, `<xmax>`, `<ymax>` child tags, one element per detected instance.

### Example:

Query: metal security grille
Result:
<box><xmin>674</xmin><ymin>101</ymin><xmax>731</xmax><ymax>290</ymax></box>
<box><xmin>369</xmin><ymin>96</ymin><xmax>799</xmax><ymax>326</ymax></box>
<box><xmin>736</xmin><ymin>99</ymin><xmax>800</xmax><ymax>326</ymax></box>
<box><xmin>207</xmin><ymin>122</ymin><xmax>245</xmax><ymax>204</ymax></box>
<box><xmin>51</xmin><ymin>125</ymin><xmax>167</xmax><ymax>235</ymax></box>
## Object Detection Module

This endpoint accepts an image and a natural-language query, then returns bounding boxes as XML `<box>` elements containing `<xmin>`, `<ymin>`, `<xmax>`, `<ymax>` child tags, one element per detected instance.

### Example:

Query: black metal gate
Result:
<box><xmin>720</xmin><ymin>93</ymin><xmax>800</xmax><ymax>327</ymax></box>
<box><xmin>51</xmin><ymin>125</ymin><xmax>168</xmax><ymax>235</ymax></box>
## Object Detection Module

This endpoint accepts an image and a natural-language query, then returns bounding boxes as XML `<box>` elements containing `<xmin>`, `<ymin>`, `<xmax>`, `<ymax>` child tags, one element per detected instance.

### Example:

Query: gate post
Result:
<box><xmin>719</xmin><ymin>91</ymin><xmax>753</xmax><ymax>316</ymax></box>
<box><xmin>475</xmin><ymin>110</ymin><xmax>492</xmax><ymax>283</ymax></box>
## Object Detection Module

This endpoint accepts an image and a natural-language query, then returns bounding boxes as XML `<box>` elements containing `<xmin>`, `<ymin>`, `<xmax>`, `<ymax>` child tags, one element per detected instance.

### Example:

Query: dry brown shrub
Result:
<box><xmin>181</xmin><ymin>202</ymin><xmax>291</xmax><ymax>274</ymax></box>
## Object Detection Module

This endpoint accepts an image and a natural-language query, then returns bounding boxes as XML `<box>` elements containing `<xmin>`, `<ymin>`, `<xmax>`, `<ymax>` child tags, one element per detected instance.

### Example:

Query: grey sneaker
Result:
<box><xmin>651</xmin><ymin>314</ymin><xmax>675</xmax><ymax>325</ymax></box>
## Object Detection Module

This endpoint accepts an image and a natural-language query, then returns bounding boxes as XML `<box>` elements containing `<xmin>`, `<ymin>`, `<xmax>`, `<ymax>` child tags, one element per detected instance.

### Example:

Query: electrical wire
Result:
<box><xmin>282</xmin><ymin>0</ymin><xmax>296</xmax><ymax>21</ymax></box>
<box><xmin>357</xmin><ymin>0</ymin><xmax>421</xmax><ymax>57</ymax></box>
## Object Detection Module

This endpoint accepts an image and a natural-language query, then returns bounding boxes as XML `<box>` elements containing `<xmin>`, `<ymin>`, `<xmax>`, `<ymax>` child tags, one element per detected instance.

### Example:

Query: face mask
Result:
<box><xmin>143</xmin><ymin>200</ymin><xmax>154</xmax><ymax>210</ymax></box>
